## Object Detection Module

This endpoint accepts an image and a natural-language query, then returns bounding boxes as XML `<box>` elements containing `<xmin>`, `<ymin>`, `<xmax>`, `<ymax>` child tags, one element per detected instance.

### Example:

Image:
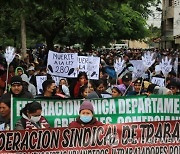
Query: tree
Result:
<box><xmin>0</xmin><ymin>0</ymin><xmax>160</xmax><ymax>51</ymax></box>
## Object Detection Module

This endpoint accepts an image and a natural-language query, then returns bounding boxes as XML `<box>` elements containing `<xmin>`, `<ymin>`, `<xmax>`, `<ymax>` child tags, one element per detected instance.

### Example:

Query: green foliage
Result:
<box><xmin>0</xmin><ymin>0</ymin><xmax>159</xmax><ymax>50</ymax></box>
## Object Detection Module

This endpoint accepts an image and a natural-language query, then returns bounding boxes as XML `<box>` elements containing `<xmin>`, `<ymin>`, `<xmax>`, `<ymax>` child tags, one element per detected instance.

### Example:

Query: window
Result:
<box><xmin>169</xmin><ymin>0</ymin><xmax>173</xmax><ymax>6</ymax></box>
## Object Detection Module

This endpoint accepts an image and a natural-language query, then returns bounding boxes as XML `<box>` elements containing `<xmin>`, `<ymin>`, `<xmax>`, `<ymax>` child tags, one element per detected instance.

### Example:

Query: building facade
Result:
<box><xmin>161</xmin><ymin>0</ymin><xmax>180</xmax><ymax>49</ymax></box>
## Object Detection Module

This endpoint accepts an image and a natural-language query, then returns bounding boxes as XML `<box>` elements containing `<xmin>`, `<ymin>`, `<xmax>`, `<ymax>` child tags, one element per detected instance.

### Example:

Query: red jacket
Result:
<box><xmin>69</xmin><ymin>116</ymin><xmax>103</xmax><ymax>128</ymax></box>
<box><xmin>73</xmin><ymin>80</ymin><xmax>88</xmax><ymax>98</ymax></box>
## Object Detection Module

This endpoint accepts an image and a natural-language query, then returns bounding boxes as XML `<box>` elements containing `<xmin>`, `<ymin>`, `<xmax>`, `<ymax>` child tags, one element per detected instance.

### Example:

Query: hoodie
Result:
<box><xmin>15</xmin><ymin>67</ymin><xmax>24</xmax><ymax>76</ymax></box>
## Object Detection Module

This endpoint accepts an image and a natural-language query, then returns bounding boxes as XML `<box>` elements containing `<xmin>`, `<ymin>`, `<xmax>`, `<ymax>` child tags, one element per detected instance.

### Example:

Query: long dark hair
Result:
<box><xmin>78</xmin><ymin>85</ymin><xmax>88</xmax><ymax>98</ymax></box>
<box><xmin>77</xmin><ymin>72</ymin><xmax>88</xmax><ymax>81</ymax></box>
<box><xmin>20</xmin><ymin>101</ymin><xmax>42</xmax><ymax>116</ymax></box>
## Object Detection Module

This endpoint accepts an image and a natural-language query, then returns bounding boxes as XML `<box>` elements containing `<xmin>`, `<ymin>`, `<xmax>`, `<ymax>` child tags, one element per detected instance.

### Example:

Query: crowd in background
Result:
<box><xmin>0</xmin><ymin>47</ymin><xmax>180</xmax><ymax>130</ymax></box>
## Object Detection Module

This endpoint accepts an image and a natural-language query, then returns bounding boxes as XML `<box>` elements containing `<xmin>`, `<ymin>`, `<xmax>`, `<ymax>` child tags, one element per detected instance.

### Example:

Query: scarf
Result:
<box><xmin>22</xmin><ymin>114</ymin><xmax>50</xmax><ymax>129</ymax></box>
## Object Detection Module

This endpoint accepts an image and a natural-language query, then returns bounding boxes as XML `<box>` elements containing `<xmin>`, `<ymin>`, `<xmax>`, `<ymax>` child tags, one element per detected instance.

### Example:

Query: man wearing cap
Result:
<box><xmin>127</xmin><ymin>78</ymin><xmax>145</xmax><ymax>96</ymax></box>
<box><xmin>167</xmin><ymin>81</ymin><xmax>180</xmax><ymax>95</ymax></box>
<box><xmin>69</xmin><ymin>100</ymin><xmax>103</xmax><ymax>128</ymax></box>
<box><xmin>0</xmin><ymin>76</ymin><xmax>33</xmax><ymax>101</ymax></box>
<box><xmin>121</xmin><ymin>73</ymin><xmax>133</xmax><ymax>95</ymax></box>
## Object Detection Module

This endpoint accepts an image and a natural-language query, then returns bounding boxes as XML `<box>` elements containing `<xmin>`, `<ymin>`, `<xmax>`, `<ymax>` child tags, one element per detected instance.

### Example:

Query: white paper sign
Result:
<box><xmin>130</xmin><ymin>60</ymin><xmax>143</xmax><ymax>67</ymax></box>
<box><xmin>47</xmin><ymin>51</ymin><xmax>78</xmax><ymax>78</ymax></box>
<box><xmin>78</xmin><ymin>56</ymin><xmax>88</xmax><ymax>73</ymax></box>
<box><xmin>52</xmin><ymin>76</ymin><xmax>61</xmax><ymax>86</ymax></box>
<box><xmin>114</xmin><ymin>57</ymin><xmax>125</xmax><ymax>76</ymax></box>
<box><xmin>142</xmin><ymin>51</ymin><xmax>155</xmax><ymax>70</ymax></box>
<box><xmin>0</xmin><ymin>123</ymin><xmax>5</xmax><ymax>131</ymax></box>
<box><xmin>159</xmin><ymin>57</ymin><xmax>172</xmax><ymax>77</ymax></box>
<box><xmin>36</xmin><ymin>76</ymin><xmax>47</xmax><ymax>94</ymax></box>
<box><xmin>151</xmin><ymin>77</ymin><xmax>165</xmax><ymax>87</ymax></box>
<box><xmin>87</xmin><ymin>56</ymin><xmax>100</xmax><ymax>80</ymax></box>
<box><xmin>130</xmin><ymin>60</ymin><xmax>146</xmax><ymax>80</ymax></box>
<box><xmin>4</xmin><ymin>46</ymin><xmax>16</xmax><ymax>65</ymax></box>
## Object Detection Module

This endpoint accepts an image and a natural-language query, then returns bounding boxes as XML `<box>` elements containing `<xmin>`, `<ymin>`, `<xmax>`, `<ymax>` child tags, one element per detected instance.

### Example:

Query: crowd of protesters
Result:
<box><xmin>0</xmin><ymin>46</ymin><xmax>180</xmax><ymax>130</ymax></box>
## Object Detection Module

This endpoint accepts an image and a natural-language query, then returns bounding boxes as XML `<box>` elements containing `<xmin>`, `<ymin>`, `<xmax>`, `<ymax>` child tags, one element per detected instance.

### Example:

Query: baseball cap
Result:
<box><xmin>28</xmin><ymin>66</ymin><xmax>35</xmax><ymax>71</ymax></box>
<box><xmin>122</xmin><ymin>73</ymin><xmax>132</xmax><ymax>82</ymax></box>
<box><xmin>11</xmin><ymin>76</ymin><xmax>23</xmax><ymax>85</ymax></box>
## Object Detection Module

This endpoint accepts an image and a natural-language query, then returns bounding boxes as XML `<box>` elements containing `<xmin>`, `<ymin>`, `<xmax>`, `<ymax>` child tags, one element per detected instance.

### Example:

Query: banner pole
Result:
<box><xmin>5</xmin><ymin>64</ymin><xmax>9</xmax><ymax>92</ymax></box>
<box><xmin>138</xmin><ymin>77</ymin><xmax>144</xmax><ymax>95</ymax></box>
<box><xmin>10</xmin><ymin>94</ymin><xmax>13</xmax><ymax>130</ymax></box>
<box><xmin>123</xmin><ymin>80</ymin><xmax>133</xmax><ymax>96</ymax></box>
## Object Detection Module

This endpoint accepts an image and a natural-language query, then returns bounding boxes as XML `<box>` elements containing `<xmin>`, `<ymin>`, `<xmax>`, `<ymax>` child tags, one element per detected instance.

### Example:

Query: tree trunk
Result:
<box><xmin>21</xmin><ymin>15</ymin><xmax>26</xmax><ymax>60</ymax></box>
<box><xmin>83</xmin><ymin>36</ymin><xmax>93</xmax><ymax>52</ymax></box>
<box><xmin>13</xmin><ymin>36</ymin><xmax>17</xmax><ymax>47</ymax></box>
<box><xmin>45</xmin><ymin>36</ymin><xmax>54</xmax><ymax>51</ymax></box>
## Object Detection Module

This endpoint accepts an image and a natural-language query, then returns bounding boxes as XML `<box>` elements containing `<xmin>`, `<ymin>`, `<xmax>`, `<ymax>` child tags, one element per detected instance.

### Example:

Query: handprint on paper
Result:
<box><xmin>132</xmin><ymin>64</ymin><xmax>145</xmax><ymax>81</ymax></box>
<box><xmin>142</xmin><ymin>51</ymin><xmax>155</xmax><ymax>70</ymax></box>
<box><xmin>114</xmin><ymin>57</ymin><xmax>125</xmax><ymax>76</ymax></box>
<box><xmin>4</xmin><ymin>46</ymin><xmax>16</xmax><ymax>65</ymax></box>
<box><xmin>159</xmin><ymin>57</ymin><xmax>172</xmax><ymax>77</ymax></box>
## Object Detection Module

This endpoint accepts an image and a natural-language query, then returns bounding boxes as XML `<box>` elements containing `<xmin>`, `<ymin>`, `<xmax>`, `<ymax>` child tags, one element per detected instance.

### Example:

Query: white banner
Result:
<box><xmin>36</xmin><ymin>76</ymin><xmax>47</xmax><ymax>94</ymax></box>
<box><xmin>78</xmin><ymin>56</ymin><xmax>88</xmax><ymax>73</ymax></box>
<box><xmin>87</xmin><ymin>56</ymin><xmax>100</xmax><ymax>80</ymax></box>
<box><xmin>78</xmin><ymin>56</ymin><xmax>100</xmax><ymax>80</ymax></box>
<box><xmin>51</xmin><ymin>76</ymin><xmax>61</xmax><ymax>86</ymax></box>
<box><xmin>130</xmin><ymin>60</ymin><xmax>143</xmax><ymax>67</ymax></box>
<box><xmin>151</xmin><ymin>77</ymin><xmax>165</xmax><ymax>87</ymax></box>
<box><xmin>130</xmin><ymin>60</ymin><xmax>145</xmax><ymax>80</ymax></box>
<box><xmin>47</xmin><ymin>51</ymin><xmax>78</xmax><ymax>78</ymax></box>
<box><xmin>36</xmin><ymin>75</ymin><xmax>62</xmax><ymax>94</ymax></box>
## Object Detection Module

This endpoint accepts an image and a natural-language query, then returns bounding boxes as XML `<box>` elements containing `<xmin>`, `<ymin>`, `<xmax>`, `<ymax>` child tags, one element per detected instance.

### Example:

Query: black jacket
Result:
<box><xmin>0</xmin><ymin>89</ymin><xmax>33</xmax><ymax>101</ymax></box>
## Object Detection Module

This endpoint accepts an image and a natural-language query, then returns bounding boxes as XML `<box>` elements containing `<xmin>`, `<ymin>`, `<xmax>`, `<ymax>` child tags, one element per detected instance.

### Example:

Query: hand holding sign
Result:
<box><xmin>142</xmin><ymin>51</ymin><xmax>155</xmax><ymax>70</ymax></box>
<box><xmin>159</xmin><ymin>56</ymin><xmax>172</xmax><ymax>77</ymax></box>
<box><xmin>114</xmin><ymin>57</ymin><xmax>125</xmax><ymax>76</ymax></box>
<box><xmin>4</xmin><ymin>46</ymin><xmax>16</xmax><ymax>65</ymax></box>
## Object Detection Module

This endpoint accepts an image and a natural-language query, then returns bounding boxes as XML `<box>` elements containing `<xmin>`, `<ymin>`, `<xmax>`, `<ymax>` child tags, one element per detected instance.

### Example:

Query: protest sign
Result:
<box><xmin>51</xmin><ymin>75</ymin><xmax>61</xmax><ymax>86</ymax></box>
<box><xmin>78</xmin><ymin>56</ymin><xmax>100</xmax><ymax>79</ymax></box>
<box><xmin>142</xmin><ymin>51</ymin><xmax>155</xmax><ymax>70</ymax></box>
<box><xmin>114</xmin><ymin>57</ymin><xmax>125</xmax><ymax>76</ymax></box>
<box><xmin>159</xmin><ymin>56</ymin><xmax>172</xmax><ymax>77</ymax></box>
<box><xmin>36</xmin><ymin>75</ymin><xmax>62</xmax><ymax>94</ymax></box>
<box><xmin>151</xmin><ymin>77</ymin><xmax>165</xmax><ymax>87</ymax></box>
<box><xmin>87</xmin><ymin>56</ymin><xmax>100</xmax><ymax>80</ymax></box>
<box><xmin>36</xmin><ymin>76</ymin><xmax>47</xmax><ymax>94</ymax></box>
<box><xmin>0</xmin><ymin>123</ymin><xmax>5</xmax><ymax>131</ymax></box>
<box><xmin>1</xmin><ymin>121</ymin><xmax>180</xmax><ymax>153</ymax></box>
<box><xmin>130</xmin><ymin>60</ymin><xmax>145</xmax><ymax>80</ymax></box>
<box><xmin>4</xmin><ymin>46</ymin><xmax>16</xmax><ymax>91</ymax></box>
<box><xmin>47</xmin><ymin>50</ymin><xmax>78</xmax><ymax>78</ymax></box>
<box><xmin>78</xmin><ymin>56</ymin><xmax>88</xmax><ymax>73</ymax></box>
<box><xmin>12</xmin><ymin>95</ymin><xmax>180</xmax><ymax>129</ymax></box>
<box><xmin>130</xmin><ymin>60</ymin><xmax>143</xmax><ymax>68</ymax></box>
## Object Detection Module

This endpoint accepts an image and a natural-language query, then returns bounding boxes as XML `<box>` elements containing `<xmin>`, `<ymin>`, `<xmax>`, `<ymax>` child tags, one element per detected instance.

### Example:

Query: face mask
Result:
<box><xmin>128</xmin><ymin>66</ymin><xmax>134</xmax><ymax>72</ymax></box>
<box><xmin>80</xmin><ymin>115</ymin><xmax>92</xmax><ymax>123</ymax></box>
<box><xmin>31</xmin><ymin>115</ymin><xmax>41</xmax><ymax>123</ymax></box>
